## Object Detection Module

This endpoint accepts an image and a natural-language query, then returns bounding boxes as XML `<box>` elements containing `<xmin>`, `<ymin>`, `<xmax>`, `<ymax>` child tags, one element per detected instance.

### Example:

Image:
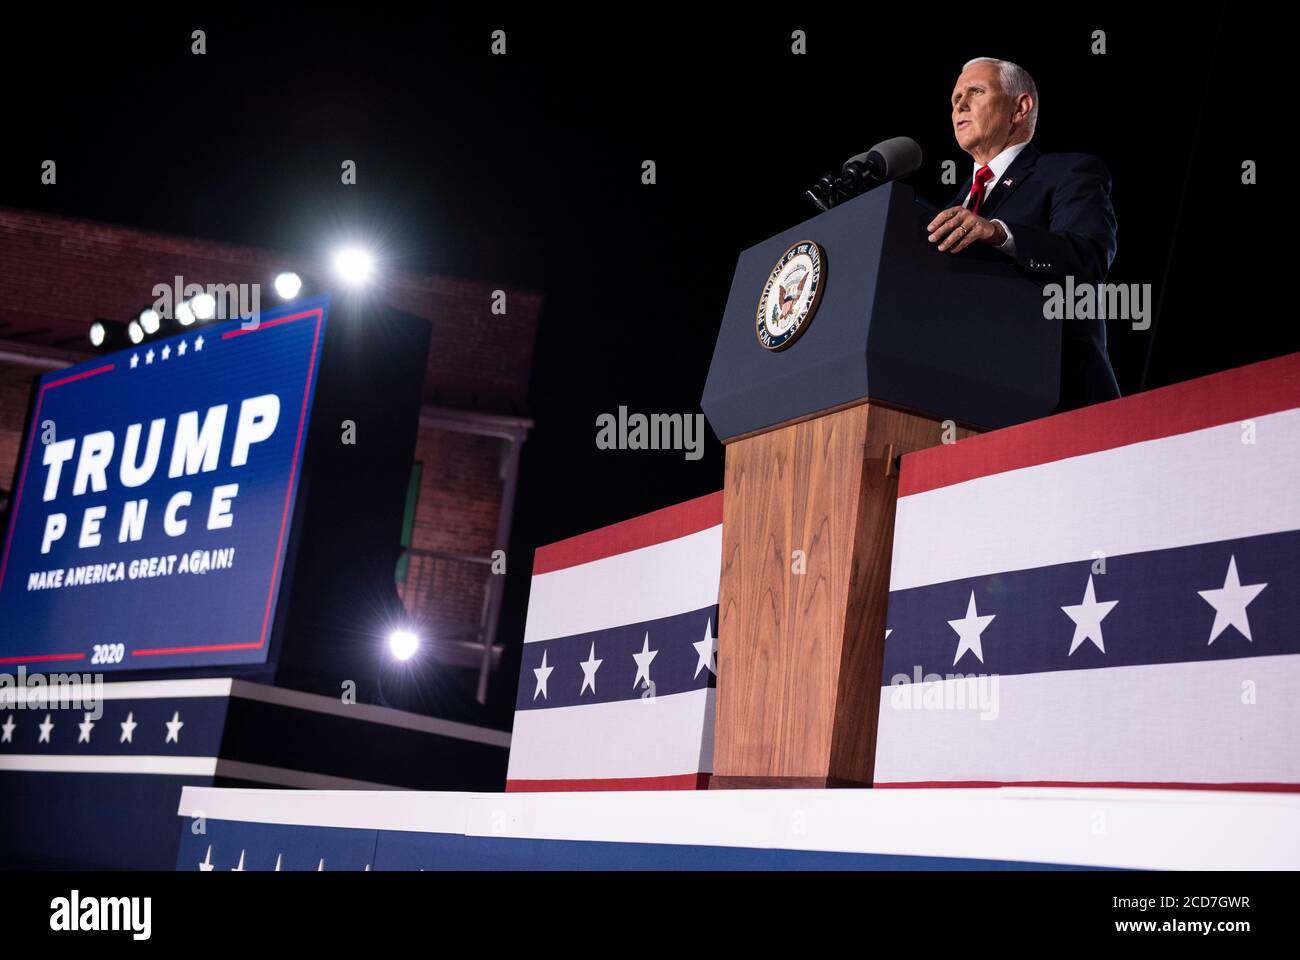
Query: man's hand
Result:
<box><xmin>927</xmin><ymin>207</ymin><xmax>1006</xmax><ymax>253</ymax></box>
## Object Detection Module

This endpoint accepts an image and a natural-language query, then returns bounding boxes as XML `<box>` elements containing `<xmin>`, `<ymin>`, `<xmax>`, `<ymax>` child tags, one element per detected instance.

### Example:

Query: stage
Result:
<box><xmin>174</xmin><ymin>784</ymin><xmax>1300</xmax><ymax>871</ymax></box>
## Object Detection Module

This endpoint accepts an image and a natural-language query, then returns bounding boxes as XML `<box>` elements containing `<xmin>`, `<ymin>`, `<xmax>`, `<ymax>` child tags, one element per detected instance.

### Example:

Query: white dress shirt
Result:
<box><xmin>962</xmin><ymin>140</ymin><xmax>1029</xmax><ymax>256</ymax></box>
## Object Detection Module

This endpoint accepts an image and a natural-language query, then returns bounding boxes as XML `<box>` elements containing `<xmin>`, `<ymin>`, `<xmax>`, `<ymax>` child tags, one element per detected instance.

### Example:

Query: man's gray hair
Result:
<box><xmin>964</xmin><ymin>57</ymin><xmax>1038</xmax><ymax>131</ymax></box>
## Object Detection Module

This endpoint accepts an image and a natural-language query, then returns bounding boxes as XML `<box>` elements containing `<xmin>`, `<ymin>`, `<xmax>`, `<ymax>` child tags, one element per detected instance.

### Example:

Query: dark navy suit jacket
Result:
<box><xmin>949</xmin><ymin>143</ymin><xmax>1121</xmax><ymax>411</ymax></box>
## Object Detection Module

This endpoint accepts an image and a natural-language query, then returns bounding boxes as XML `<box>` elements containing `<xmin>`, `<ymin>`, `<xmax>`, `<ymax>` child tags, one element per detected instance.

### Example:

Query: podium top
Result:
<box><xmin>701</xmin><ymin>183</ymin><xmax>1057</xmax><ymax>441</ymax></box>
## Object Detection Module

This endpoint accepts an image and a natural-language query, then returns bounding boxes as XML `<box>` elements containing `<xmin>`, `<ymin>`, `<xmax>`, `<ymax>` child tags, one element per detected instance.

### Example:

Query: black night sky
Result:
<box><xmin>1</xmin><ymin>13</ymin><xmax>1287</xmax><ymax>726</ymax></box>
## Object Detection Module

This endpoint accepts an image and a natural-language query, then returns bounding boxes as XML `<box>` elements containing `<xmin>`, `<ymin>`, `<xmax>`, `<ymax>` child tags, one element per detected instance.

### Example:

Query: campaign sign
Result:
<box><xmin>0</xmin><ymin>296</ymin><xmax>329</xmax><ymax>671</ymax></box>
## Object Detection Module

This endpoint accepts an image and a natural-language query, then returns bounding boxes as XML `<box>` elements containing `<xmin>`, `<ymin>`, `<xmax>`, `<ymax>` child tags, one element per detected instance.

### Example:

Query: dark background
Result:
<box><xmin>1</xmin><ymin>13</ymin><xmax>1286</xmax><ymax>727</ymax></box>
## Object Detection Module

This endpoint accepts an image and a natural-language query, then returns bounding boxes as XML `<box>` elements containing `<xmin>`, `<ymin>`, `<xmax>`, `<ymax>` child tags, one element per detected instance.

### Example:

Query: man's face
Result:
<box><xmin>951</xmin><ymin>62</ymin><xmax>1015</xmax><ymax>157</ymax></box>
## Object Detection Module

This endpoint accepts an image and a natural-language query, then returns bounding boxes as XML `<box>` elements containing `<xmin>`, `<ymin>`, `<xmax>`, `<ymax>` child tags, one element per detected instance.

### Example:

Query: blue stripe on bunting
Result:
<box><xmin>882</xmin><ymin>529</ymin><xmax>1299</xmax><ymax>682</ymax></box>
<box><xmin>515</xmin><ymin>604</ymin><xmax>718</xmax><ymax>711</ymax></box>
<box><xmin>0</xmin><ymin>696</ymin><xmax>228</xmax><ymax>755</ymax></box>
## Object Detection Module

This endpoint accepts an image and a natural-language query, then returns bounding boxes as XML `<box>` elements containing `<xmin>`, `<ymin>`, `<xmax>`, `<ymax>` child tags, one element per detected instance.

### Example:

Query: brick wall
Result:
<box><xmin>0</xmin><ymin>208</ymin><xmax>541</xmax><ymax>415</ymax></box>
<box><xmin>386</xmin><ymin>279</ymin><xmax>541</xmax><ymax>414</ymax></box>
<box><xmin>0</xmin><ymin>360</ymin><xmax>37</xmax><ymax>500</ymax></box>
<box><xmin>399</xmin><ymin>426</ymin><xmax>506</xmax><ymax>635</ymax></box>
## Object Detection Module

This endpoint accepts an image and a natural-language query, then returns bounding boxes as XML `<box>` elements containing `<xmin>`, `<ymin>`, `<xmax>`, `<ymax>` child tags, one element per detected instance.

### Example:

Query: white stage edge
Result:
<box><xmin>178</xmin><ymin>785</ymin><xmax>1300</xmax><ymax>870</ymax></box>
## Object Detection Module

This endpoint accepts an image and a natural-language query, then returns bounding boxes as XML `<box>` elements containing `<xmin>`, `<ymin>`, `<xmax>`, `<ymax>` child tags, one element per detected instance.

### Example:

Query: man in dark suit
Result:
<box><xmin>927</xmin><ymin>57</ymin><xmax>1121</xmax><ymax>410</ymax></box>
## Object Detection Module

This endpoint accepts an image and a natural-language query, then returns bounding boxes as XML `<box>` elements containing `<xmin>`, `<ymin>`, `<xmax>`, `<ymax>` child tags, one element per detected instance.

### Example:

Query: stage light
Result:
<box><xmin>192</xmin><ymin>292</ymin><xmax>217</xmax><ymax>321</ymax></box>
<box><xmin>333</xmin><ymin>248</ymin><xmax>375</xmax><ymax>288</ymax></box>
<box><xmin>139</xmin><ymin>308</ymin><xmax>161</xmax><ymax>335</ymax></box>
<box><xmin>274</xmin><ymin>272</ymin><xmax>302</xmax><ymax>300</ymax></box>
<box><xmin>127</xmin><ymin>320</ymin><xmax>144</xmax><ymax>344</ymax></box>
<box><xmin>90</xmin><ymin>318</ymin><xmax>134</xmax><ymax>350</ymax></box>
<box><xmin>175</xmin><ymin>300</ymin><xmax>196</xmax><ymax>326</ymax></box>
<box><xmin>387</xmin><ymin>629</ymin><xmax>420</xmax><ymax>662</ymax></box>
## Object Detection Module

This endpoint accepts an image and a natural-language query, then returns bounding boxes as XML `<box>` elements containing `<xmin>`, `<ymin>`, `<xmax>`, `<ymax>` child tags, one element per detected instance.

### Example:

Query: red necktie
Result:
<box><xmin>967</xmin><ymin>164</ymin><xmax>995</xmax><ymax>215</ymax></box>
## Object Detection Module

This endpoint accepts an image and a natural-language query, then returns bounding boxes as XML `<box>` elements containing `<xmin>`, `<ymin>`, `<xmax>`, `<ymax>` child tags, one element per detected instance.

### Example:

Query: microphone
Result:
<box><xmin>841</xmin><ymin>136</ymin><xmax>924</xmax><ymax>188</ymax></box>
<box><xmin>806</xmin><ymin>137</ymin><xmax>923</xmax><ymax>211</ymax></box>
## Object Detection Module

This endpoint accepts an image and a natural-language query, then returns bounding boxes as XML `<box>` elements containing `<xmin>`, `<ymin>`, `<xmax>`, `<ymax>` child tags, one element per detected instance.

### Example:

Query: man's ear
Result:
<box><xmin>1014</xmin><ymin>94</ymin><xmax>1034</xmax><ymax>124</ymax></box>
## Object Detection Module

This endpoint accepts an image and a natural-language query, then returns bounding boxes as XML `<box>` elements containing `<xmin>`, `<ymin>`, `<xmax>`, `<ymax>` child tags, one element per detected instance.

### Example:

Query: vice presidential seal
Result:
<box><xmin>756</xmin><ymin>240</ymin><xmax>824</xmax><ymax>351</ymax></box>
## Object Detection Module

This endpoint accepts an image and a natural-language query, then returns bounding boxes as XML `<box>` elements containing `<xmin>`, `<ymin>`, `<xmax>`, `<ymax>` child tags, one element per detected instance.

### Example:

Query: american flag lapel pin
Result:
<box><xmin>1003</xmin><ymin>178</ymin><xmax>1013</xmax><ymax>187</ymax></box>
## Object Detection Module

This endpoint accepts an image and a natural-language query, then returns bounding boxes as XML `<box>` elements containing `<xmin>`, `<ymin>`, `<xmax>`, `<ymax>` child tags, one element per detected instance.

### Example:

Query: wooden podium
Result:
<box><xmin>700</xmin><ymin>184</ymin><xmax>1055</xmax><ymax>788</ymax></box>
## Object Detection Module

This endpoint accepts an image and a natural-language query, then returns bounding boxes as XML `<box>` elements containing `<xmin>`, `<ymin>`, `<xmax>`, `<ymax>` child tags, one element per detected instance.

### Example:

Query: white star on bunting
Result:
<box><xmin>120</xmin><ymin>711</ymin><xmax>137</xmax><ymax>743</ymax></box>
<box><xmin>38</xmin><ymin>713</ymin><xmax>54</xmax><ymax>743</ymax></box>
<box><xmin>692</xmin><ymin>619</ymin><xmax>717</xmax><ymax>679</ymax></box>
<box><xmin>948</xmin><ymin>591</ymin><xmax>995</xmax><ymax>666</ymax></box>
<box><xmin>579</xmin><ymin>642</ymin><xmax>603</xmax><ymax>695</ymax></box>
<box><xmin>199</xmin><ymin>845</ymin><xmax>214</xmax><ymax>871</ymax></box>
<box><xmin>1198</xmin><ymin>555</ymin><xmax>1267</xmax><ymax>644</ymax></box>
<box><xmin>631</xmin><ymin>632</ymin><xmax>658</xmax><ymax>689</ymax></box>
<box><xmin>77</xmin><ymin>713</ymin><xmax>96</xmax><ymax>743</ymax></box>
<box><xmin>1061</xmin><ymin>575</ymin><xmax>1119</xmax><ymax>655</ymax></box>
<box><xmin>1</xmin><ymin>716</ymin><xmax>15</xmax><ymax>742</ymax></box>
<box><xmin>194</xmin><ymin>334</ymin><xmax>205</xmax><ymax>351</ymax></box>
<box><xmin>165</xmin><ymin>710</ymin><xmax>184</xmax><ymax>743</ymax></box>
<box><xmin>177</xmin><ymin>339</ymin><xmax>187</xmax><ymax>356</ymax></box>
<box><xmin>532</xmin><ymin>649</ymin><xmax>554</xmax><ymax>701</ymax></box>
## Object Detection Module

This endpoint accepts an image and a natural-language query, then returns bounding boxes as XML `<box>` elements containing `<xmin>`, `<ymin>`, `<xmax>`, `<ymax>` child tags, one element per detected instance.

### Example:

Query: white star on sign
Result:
<box><xmin>199</xmin><ymin>845</ymin><xmax>214</xmax><ymax>871</ymax></box>
<box><xmin>165</xmin><ymin>710</ymin><xmax>184</xmax><ymax>743</ymax></box>
<box><xmin>77</xmin><ymin>713</ymin><xmax>96</xmax><ymax>743</ymax></box>
<box><xmin>1061</xmin><ymin>575</ymin><xmax>1119</xmax><ymax>655</ymax></box>
<box><xmin>631</xmin><ymin>632</ymin><xmax>658</xmax><ymax>689</ymax></box>
<box><xmin>274</xmin><ymin>854</ymin><xmax>282</xmax><ymax>871</ymax></box>
<box><xmin>194</xmin><ymin>334</ymin><xmax>205</xmax><ymax>351</ymax></box>
<box><xmin>120</xmin><ymin>711</ymin><xmax>137</xmax><ymax>743</ymax></box>
<box><xmin>145</xmin><ymin>348</ymin><xmax>154</xmax><ymax>364</ymax></box>
<box><xmin>579</xmin><ymin>642</ymin><xmax>603</xmax><ymax>695</ymax></box>
<box><xmin>38</xmin><ymin>713</ymin><xmax>54</xmax><ymax>744</ymax></box>
<box><xmin>130</xmin><ymin>353</ymin><xmax>139</xmax><ymax>369</ymax></box>
<box><xmin>2</xmin><ymin>716</ymin><xmax>15</xmax><ymax>742</ymax></box>
<box><xmin>161</xmin><ymin>344</ymin><xmax>171</xmax><ymax>360</ymax></box>
<box><xmin>232</xmin><ymin>850</ymin><xmax>246</xmax><ymax>871</ymax></box>
<box><xmin>177</xmin><ymin>339</ymin><xmax>187</xmax><ymax>356</ymax></box>
<box><xmin>948</xmin><ymin>591</ymin><xmax>996</xmax><ymax>666</ymax></box>
<box><xmin>1198</xmin><ymin>555</ymin><xmax>1267</xmax><ymax>644</ymax></box>
<box><xmin>693</xmin><ymin>619</ymin><xmax>717</xmax><ymax>678</ymax></box>
<box><xmin>532</xmin><ymin>649</ymin><xmax>554</xmax><ymax>701</ymax></box>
